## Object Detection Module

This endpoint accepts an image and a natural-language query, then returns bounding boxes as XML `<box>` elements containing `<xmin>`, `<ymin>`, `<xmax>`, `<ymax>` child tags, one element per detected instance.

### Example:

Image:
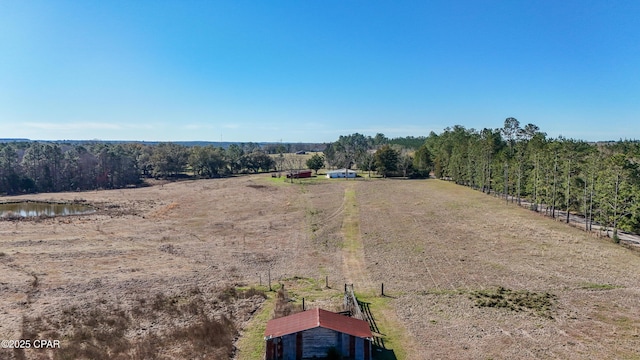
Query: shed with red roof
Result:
<box><xmin>286</xmin><ymin>170</ymin><xmax>312</xmax><ymax>179</ymax></box>
<box><xmin>265</xmin><ymin>308</ymin><xmax>373</xmax><ymax>360</ymax></box>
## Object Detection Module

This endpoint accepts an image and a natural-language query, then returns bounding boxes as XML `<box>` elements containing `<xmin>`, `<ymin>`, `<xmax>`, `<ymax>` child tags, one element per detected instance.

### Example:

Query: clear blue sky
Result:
<box><xmin>1</xmin><ymin>1</ymin><xmax>639</xmax><ymax>142</ymax></box>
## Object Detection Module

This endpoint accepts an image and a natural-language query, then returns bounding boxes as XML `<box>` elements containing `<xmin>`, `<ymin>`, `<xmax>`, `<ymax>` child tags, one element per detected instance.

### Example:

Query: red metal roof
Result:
<box><xmin>265</xmin><ymin>308</ymin><xmax>373</xmax><ymax>339</ymax></box>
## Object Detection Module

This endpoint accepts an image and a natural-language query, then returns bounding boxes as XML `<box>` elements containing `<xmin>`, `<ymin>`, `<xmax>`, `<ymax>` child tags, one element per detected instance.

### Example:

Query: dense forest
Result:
<box><xmin>0</xmin><ymin>142</ymin><xmax>278</xmax><ymax>194</ymax></box>
<box><xmin>2</xmin><ymin>120</ymin><xmax>639</xmax><ymax>236</ymax></box>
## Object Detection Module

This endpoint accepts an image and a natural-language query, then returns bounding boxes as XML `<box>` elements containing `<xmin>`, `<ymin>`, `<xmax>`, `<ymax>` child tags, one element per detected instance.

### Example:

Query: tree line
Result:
<box><xmin>0</xmin><ymin>142</ymin><xmax>278</xmax><ymax>194</ymax></box>
<box><xmin>4</xmin><ymin>124</ymin><xmax>639</xmax><ymax>237</ymax></box>
<box><xmin>0</xmin><ymin>134</ymin><xmax>432</xmax><ymax>194</ymax></box>
<box><xmin>322</xmin><ymin>133</ymin><xmax>433</xmax><ymax>178</ymax></box>
<box><xmin>423</xmin><ymin>119</ymin><xmax>640</xmax><ymax>237</ymax></box>
<box><xmin>318</xmin><ymin>124</ymin><xmax>639</xmax><ymax>237</ymax></box>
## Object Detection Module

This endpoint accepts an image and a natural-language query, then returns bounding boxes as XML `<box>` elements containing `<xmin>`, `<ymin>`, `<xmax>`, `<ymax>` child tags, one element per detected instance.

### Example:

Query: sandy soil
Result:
<box><xmin>1</xmin><ymin>176</ymin><xmax>639</xmax><ymax>359</ymax></box>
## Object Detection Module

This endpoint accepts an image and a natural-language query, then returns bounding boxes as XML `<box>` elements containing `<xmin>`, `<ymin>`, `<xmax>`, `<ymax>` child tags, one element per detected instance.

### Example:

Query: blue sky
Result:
<box><xmin>1</xmin><ymin>1</ymin><xmax>639</xmax><ymax>142</ymax></box>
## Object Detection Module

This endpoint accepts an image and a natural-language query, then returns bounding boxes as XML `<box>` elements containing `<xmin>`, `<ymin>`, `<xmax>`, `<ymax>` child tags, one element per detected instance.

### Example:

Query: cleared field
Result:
<box><xmin>1</xmin><ymin>176</ymin><xmax>639</xmax><ymax>359</ymax></box>
<box><xmin>358</xmin><ymin>179</ymin><xmax>640</xmax><ymax>359</ymax></box>
<box><xmin>0</xmin><ymin>176</ymin><xmax>343</xmax><ymax>359</ymax></box>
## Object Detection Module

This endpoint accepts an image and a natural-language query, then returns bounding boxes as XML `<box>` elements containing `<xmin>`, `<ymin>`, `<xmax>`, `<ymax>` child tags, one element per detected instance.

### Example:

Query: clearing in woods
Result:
<box><xmin>1</xmin><ymin>175</ymin><xmax>640</xmax><ymax>359</ymax></box>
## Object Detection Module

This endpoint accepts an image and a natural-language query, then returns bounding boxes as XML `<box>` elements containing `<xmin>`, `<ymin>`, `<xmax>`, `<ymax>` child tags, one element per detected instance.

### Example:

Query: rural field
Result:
<box><xmin>1</xmin><ymin>175</ymin><xmax>640</xmax><ymax>359</ymax></box>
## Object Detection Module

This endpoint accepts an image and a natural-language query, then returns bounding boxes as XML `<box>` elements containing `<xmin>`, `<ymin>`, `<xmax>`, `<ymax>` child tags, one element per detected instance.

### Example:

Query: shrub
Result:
<box><xmin>470</xmin><ymin>287</ymin><xmax>556</xmax><ymax>317</ymax></box>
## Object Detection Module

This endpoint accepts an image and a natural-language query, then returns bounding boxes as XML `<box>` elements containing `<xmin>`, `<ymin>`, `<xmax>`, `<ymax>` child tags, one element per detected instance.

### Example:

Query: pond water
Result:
<box><xmin>0</xmin><ymin>202</ymin><xmax>95</xmax><ymax>218</ymax></box>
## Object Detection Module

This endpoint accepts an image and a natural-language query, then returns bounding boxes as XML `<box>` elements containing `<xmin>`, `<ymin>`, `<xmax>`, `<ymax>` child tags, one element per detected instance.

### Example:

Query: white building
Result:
<box><xmin>326</xmin><ymin>169</ymin><xmax>357</xmax><ymax>178</ymax></box>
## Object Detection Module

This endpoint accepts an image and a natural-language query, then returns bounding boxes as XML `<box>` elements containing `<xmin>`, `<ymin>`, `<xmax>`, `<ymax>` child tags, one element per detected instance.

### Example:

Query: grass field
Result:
<box><xmin>358</xmin><ymin>179</ymin><xmax>640</xmax><ymax>359</ymax></box>
<box><xmin>1</xmin><ymin>175</ymin><xmax>639</xmax><ymax>359</ymax></box>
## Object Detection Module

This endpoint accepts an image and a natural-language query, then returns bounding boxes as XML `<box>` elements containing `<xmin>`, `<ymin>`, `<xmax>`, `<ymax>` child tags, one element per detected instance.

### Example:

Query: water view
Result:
<box><xmin>0</xmin><ymin>202</ymin><xmax>95</xmax><ymax>218</ymax></box>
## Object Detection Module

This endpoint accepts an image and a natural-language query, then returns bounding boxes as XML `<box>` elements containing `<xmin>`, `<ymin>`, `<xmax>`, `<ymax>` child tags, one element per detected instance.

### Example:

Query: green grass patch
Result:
<box><xmin>236</xmin><ymin>291</ymin><xmax>276</xmax><ymax>360</ymax></box>
<box><xmin>259</xmin><ymin>172</ymin><xmax>330</xmax><ymax>187</ymax></box>
<box><xmin>470</xmin><ymin>287</ymin><xmax>556</xmax><ymax>318</ymax></box>
<box><xmin>356</xmin><ymin>294</ymin><xmax>408</xmax><ymax>360</ymax></box>
<box><xmin>341</xmin><ymin>187</ymin><xmax>360</xmax><ymax>251</ymax></box>
<box><xmin>260</xmin><ymin>175</ymin><xmax>293</xmax><ymax>186</ymax></box>
<box><xmin>580</xmin><ymin>283</ymin><xmax>623</xmax><ymax>291</ymax></box>
<box><xmin>282</xmin><ymin>276</ymin><xmax>323</xmax><ymax>293</ymax></box>
<box><xmin>298</xmin><ymin>175</ymin><xmax>331</xmax><ymax>184</ymax></box>
<box><xmin>280</xmin><ymin>276</ymin><xmax>344</xmax><ymax>304</ymax></box>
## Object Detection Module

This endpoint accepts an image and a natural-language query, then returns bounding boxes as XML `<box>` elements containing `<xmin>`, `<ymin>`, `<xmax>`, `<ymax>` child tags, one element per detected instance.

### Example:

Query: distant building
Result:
<box><xmin>265</xmin><ymin>308</ymin><xmax>373</xmax><ymax>360</ymax></box>
<box><xmin>326</xmin><ymin>169</ymin><xmax>357</xmax><ymax>179</ymax></box>
<box><xmin>286</xmin><ymin>170</ymin><xmax>312</xmax><ymax>178</ymax></box>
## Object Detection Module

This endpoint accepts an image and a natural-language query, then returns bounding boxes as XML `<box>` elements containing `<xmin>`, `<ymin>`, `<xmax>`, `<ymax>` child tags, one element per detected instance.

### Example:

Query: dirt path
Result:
<box><xmin>339</xmin><ymin>182</ymin><xmax>417</xmax><ymax>359</ymax></box>
<box><xmin>340</xmin><ymin>184</ymin><xmax>373</xmax><ymax>291</ymax></box>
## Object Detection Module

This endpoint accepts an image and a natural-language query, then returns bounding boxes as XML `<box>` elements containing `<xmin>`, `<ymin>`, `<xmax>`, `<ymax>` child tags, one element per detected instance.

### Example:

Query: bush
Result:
<box><xmin>409</xmin><ymin>169</ymin><xmax>431</xmax><ymax>179</ymax></box>
<box><xmin>613</xmin><ymin>229</ymin><xmax>621</xmax><ymax>243</ymax></box>
<box><xmin>470</xmin><ymin>287</ymin><xmax>556</xmax><ymax>317</ymax></box>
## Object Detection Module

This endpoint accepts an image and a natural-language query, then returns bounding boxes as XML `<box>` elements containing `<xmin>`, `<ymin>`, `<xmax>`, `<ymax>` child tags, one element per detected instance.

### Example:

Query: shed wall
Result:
<box><xmin>354</xmin><ymin>336</ymin><xmax>366</xmax><ymax>359</ymax></box>
<box><xmin>266</xmin><ymin>327</ymin><xmax>371</xmax><ymax>360</ymax></box>
<box><xmin>302</xmin><ymin>327</ymin><xmax>339</xmax><ymax>358</ymax></box>
<box><xmin>281</xmin><ymin>333</ymin><xmax>297</xmax><ymax>360</ymax></box>
<box><xmin>340</xmin><ymin>332</ymin><xmax>350</xmax><ymax>356</ymax></box>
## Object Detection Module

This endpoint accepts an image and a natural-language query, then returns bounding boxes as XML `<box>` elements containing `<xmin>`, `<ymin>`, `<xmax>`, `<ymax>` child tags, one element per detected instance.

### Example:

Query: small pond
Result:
<box><xmin>0</xmin><ymin>202</ymin><xmax>95</xmax><ymax>218</ymax></box>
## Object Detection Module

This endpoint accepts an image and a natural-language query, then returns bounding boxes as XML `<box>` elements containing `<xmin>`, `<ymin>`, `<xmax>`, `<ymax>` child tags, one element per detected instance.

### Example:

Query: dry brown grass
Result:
<box><xmin>357</xmin><ymin>179</ymin><xmax>640</xmax><ymax>359</ymax></box>
<box><xmin>0</xmin><ymin>176</ymin><xmax>332</xmax><ymax>360</ymax></box>
<box><xmin>14</xmin><ymin>285</ymin><xmax>266</xmax><ymax>360</ymax></box>
<box><xmin>2</xmin><ymin>176</ymin><xmax>639</xmax><ymax>359</ymax></box>
<box><xmin>272</xmin><ymin>287</ymin><xmax>302</xmax><ymax>319</ymax></box>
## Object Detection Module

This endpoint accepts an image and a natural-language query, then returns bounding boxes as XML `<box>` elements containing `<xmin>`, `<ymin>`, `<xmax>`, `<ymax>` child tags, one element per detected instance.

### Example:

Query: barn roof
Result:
<box><xmin>265</xmin><ymin>308</ymin><xmax>372</xmax><ymax>339</ymax></box>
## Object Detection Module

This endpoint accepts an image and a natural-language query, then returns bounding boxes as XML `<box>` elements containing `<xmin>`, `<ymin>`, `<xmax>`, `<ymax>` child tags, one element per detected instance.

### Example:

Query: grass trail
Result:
<box><xmin>341</xmin><ymin>185</ymin><xmax>372</xmax><ymax>291</ymax></box>
<box><xmin>340</xmin><ymin>182</ymin><xmax>413</xmax><ymax>359</ymax></box>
